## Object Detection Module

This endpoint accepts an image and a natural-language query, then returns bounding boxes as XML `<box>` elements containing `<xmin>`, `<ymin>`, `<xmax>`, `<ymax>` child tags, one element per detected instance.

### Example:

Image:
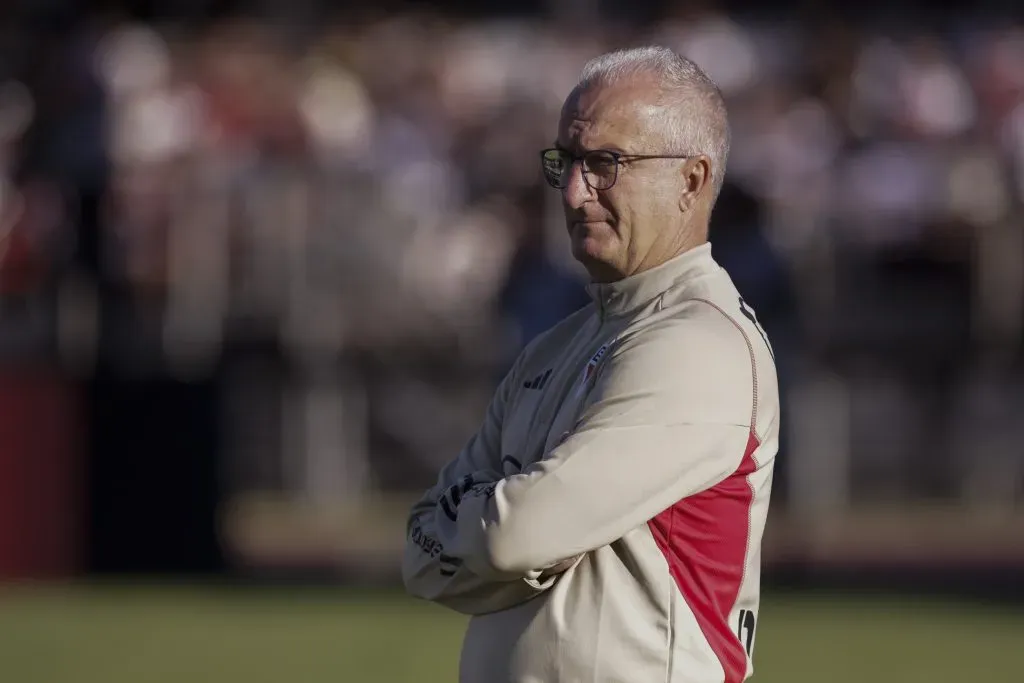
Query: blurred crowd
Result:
<box><xmin>2</xmin><ymin>5</ymin><xmax>1024</xmax><ymax>513</ymax></box>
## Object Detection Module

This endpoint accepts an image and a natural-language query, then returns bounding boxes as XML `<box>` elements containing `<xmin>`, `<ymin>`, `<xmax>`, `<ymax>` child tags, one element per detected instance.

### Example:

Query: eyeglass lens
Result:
<box><xmin>541</xmin><ymin>150</ymin><xmax>618</xmax><ymax>190</ymax></box>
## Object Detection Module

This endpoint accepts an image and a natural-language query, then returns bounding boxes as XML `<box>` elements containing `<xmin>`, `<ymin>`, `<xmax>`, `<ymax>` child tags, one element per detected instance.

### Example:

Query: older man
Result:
<box><xmin>402</xmin><ymin>46</ymin><xmax>779</xmax><ymax>683</ymax></box>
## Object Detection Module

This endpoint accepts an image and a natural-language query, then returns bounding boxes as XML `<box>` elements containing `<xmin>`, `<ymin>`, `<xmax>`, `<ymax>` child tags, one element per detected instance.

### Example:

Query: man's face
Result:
<box><xmin>555</xmin><ymin>79</ymin><xmax>687</xmax><ymax>283</ymax></box>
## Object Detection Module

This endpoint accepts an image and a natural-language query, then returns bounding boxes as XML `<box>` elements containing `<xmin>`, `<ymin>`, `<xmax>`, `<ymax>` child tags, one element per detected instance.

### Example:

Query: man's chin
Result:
<box><xmin>570</xmin><ymin>238</ymin><xmax>619</xmax><ymax>282</ymax></box>
<box><xmin>570</xmin><ymin>235</ymin><xmax>601</xmax><ymax>263</ymax></box>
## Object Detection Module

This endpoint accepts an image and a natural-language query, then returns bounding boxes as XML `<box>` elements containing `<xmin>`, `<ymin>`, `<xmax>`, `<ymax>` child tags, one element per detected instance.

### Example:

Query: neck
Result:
<box><xmin>584</xmin><ymin>209</ymin><xmax>711</xmax><ymax>284</ymax></box>
<box><xmin>631</xmin><ymin>211</ymin><xmax>709</xmax><ymax>277</ymax></box>
<box><xmin>586</xmin><ymin>232</ymin><xmax>707</xmax><ymax>284</ymax></box>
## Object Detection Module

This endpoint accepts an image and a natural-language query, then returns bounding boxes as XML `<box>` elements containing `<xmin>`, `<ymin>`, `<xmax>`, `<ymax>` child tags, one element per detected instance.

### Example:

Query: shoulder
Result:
<box><xmin>651</xmin><ymin>267</ymin><xmax>776</xmax><ymax>386</ymax></box>
<box><xmin>595</xmin><ymin>299</ymin><xmax>759</xmax><ymax>427</ymax></box>
<box><xmin>597</xmin><ymin>313</ymin><xmax>753</xmax><ymax>426</ymax></box>
<box><xmin>618</xmin><ymin>297</ymin><xmax>753</xmax><ymax>373</ymax></box>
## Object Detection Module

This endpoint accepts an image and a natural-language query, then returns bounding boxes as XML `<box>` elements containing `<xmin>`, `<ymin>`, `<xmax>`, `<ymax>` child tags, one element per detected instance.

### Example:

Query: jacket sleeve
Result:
<box><xmin>401</xmin><ymin>357</ymin><xmax>560</xmax><ymax>615</ymax></box>
<box><xmin>437</xmin><ymin>315</ymin><xmax>760</xmax><ymax>578</ymax></box>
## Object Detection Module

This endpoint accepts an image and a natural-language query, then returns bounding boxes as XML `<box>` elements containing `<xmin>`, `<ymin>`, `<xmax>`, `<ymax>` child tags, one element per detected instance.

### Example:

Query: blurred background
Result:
<box><xmin>1</xmin><ymin>0</ymin><xmax>1023</xmax><ymax>680</ymax></box>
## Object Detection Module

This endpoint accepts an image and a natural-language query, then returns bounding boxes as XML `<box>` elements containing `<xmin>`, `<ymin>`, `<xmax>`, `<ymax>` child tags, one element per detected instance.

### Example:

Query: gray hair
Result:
<box><xmin>578</xmin><ymin>46</ymin><xmax>731</xmax><ymax>203</ymax></box>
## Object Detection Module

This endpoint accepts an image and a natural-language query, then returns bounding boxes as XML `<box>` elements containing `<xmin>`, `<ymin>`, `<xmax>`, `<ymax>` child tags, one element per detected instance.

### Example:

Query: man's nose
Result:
<box><xmin>561</xmin><ymin>161</ymin><xmax>595</xmax><ymax>209</ymax></box>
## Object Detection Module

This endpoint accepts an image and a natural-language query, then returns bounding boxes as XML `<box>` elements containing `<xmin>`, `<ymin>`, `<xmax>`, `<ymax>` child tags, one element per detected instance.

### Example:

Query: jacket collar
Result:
<box><xmin>586</xmin><ymin>242</ymin><xmax>718</xmax><ymax>318</ymax></box>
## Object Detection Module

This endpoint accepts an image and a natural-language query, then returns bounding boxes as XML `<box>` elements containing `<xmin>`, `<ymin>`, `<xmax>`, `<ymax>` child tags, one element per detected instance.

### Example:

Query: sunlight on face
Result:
<box><xmin>555</xmin><ymin>78</ymin><xmax>696</xmax><ymax>282</ymax></box>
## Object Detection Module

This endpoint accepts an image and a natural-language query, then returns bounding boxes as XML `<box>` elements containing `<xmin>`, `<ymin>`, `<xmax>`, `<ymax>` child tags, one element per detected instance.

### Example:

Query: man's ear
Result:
<box><xmin>679</xmin><ymin>157</ymin><xmax>711</xmax><ymax>212</ymax></box>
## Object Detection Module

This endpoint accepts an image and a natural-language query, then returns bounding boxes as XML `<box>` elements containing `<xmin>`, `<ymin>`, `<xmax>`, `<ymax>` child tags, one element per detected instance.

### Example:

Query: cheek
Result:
<box><xmin>598</xmin><ymin>188</ymin><xmax>630</xmax><ymax>227</ymax></box>
<box><xmin>639</xmin><ymin>182</ymin><xmax>678</xmax><ymax>226</ymax></box>
<box><xmin>620</xmin><ymin>185</ymin><xmax>670</xmax><ymax>247</ymax></box>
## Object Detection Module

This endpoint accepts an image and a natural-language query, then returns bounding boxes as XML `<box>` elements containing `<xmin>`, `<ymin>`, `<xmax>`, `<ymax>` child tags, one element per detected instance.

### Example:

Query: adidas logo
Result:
<box><xmin>523</xmin><ymin>369</ymin><xmax>552</xmax><ymax>390</ymax></box>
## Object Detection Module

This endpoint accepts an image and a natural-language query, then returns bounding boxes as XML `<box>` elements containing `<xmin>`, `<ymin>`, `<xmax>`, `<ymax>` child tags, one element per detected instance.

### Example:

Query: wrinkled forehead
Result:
<box><xmin>556</xmin><ymin>79</ymin><xmax>666</xmax><ymax>153</ymax></box>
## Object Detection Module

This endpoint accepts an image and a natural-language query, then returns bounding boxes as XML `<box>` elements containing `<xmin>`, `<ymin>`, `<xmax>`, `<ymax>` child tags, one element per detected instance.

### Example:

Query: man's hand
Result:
<box><xmin>439</xmin><ymin>467</ymin><xmax>583</xmax><ymax>580</ymax></box>
<box><xmin>438</xmin><ymin>471</ymin><xmax>501</xmax><ymax>523</ymax></box>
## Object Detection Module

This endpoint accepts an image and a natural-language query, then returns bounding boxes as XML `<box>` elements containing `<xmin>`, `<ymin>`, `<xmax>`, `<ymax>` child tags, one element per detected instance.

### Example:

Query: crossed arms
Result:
<box><xmin>401</xmin><ymin>320</ymin><xmax>755</xmax><ymax>615</ymax></box>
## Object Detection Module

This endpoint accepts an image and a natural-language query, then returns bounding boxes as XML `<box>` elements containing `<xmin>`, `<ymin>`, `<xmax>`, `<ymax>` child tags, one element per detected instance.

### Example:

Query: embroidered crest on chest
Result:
<box><xmin>576</xmin><ymin>343</ymin><xmax>610</xmax><ymax>397</ymax></box>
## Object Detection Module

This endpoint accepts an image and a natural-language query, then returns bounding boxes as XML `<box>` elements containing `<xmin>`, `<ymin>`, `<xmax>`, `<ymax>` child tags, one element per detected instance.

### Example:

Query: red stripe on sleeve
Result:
<box><xmin>648</xmin><ymin>430</ymin><xmax>760</xmax><ymax>683</ymax></box>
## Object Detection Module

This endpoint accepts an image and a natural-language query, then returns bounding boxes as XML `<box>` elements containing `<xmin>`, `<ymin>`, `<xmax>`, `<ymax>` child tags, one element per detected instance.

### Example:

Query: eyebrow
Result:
<box><xmin>553</xmin><ymin>142</ymin><xmax>628</xmax><ymax>155</ymax></box>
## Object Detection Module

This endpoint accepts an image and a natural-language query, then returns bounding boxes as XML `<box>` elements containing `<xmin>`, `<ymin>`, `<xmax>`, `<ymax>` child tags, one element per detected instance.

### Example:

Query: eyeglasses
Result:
<box><xmin>540</xmin><ymin>148</ymin><xmax>695</xmax><ymax>191</ymax></box>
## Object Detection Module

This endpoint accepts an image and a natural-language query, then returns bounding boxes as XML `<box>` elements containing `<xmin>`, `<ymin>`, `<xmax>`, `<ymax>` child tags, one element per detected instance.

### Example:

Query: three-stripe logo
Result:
<box><xmin>523</xmin><ymin>369</ymin><xmax>552</xmax><ymax>390</ymax></box>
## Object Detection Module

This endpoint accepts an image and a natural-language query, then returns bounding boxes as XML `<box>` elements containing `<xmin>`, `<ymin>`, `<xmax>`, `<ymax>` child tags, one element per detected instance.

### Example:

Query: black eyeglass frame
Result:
<box><xmin>539</xmin><ymin>147</ymin><xmax>697</xmax><ymax>191</ymax></box>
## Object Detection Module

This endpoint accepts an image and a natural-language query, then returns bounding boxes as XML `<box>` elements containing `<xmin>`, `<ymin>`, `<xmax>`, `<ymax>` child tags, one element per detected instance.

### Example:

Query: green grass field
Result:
<box><xmin>0</xmin><ymin>584</ymin><xmax>1020</xmax><ymax>682</ymax></box>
